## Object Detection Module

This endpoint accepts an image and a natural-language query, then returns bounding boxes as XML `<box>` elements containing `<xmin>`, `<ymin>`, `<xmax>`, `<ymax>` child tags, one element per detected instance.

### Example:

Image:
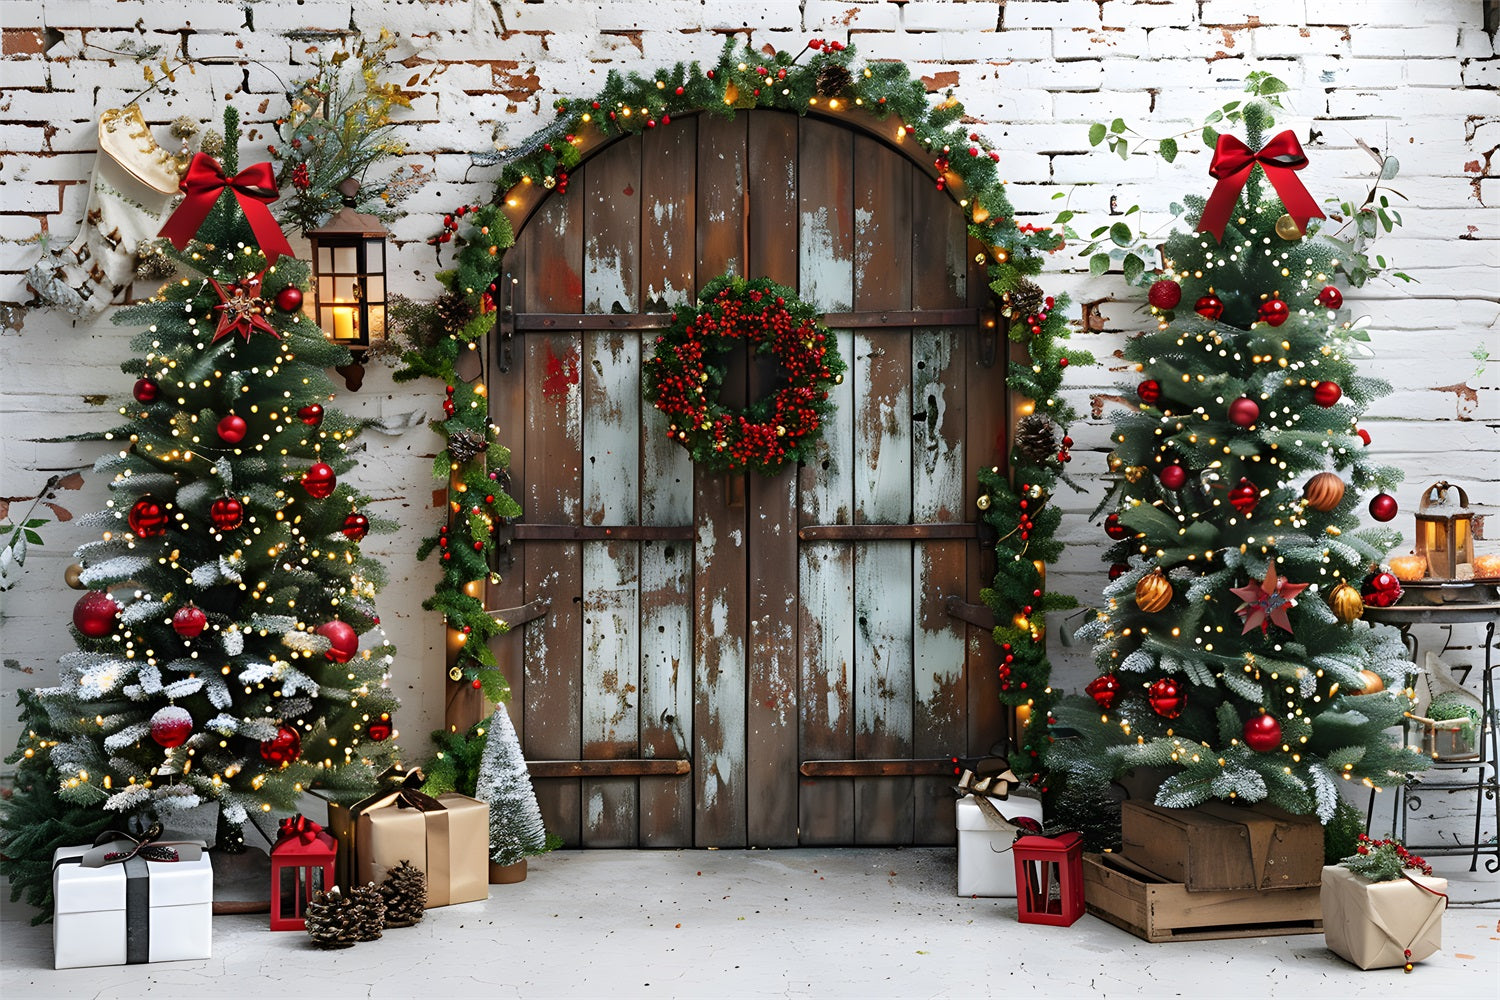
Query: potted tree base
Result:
<box><xmin>489</xmin><ymin>859</ymin><xmax>527</xmax><ymax>884</ymax></box>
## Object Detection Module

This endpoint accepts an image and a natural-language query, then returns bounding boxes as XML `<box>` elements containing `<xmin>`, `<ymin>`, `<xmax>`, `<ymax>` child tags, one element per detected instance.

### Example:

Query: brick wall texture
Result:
<box><xmin>2</xmin><ymin>0</ymin><xmax>1497</xmax><ymax>843</ymax></box>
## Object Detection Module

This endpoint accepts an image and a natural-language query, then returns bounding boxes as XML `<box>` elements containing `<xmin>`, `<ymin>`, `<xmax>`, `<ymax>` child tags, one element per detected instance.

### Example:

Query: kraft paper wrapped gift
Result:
<box><xmin>325</xmin><ymin>778</ymin><xmax>489</xmax><ymax>908</ymax></box>
<box><xmin>52</xmin><ymin>831</ymin><xmax>212</xmax><ymax>969</ymax></box>
<box><xmin>1321</xmin><ymin>865</ymin><xmax>1448</xmax><ymax>970</ymax></box>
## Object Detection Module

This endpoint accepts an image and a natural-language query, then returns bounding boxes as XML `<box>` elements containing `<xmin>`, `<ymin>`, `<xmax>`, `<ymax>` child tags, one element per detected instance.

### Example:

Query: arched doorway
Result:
<box><xmin>484</xmin><ymin>109</ymin><xmax>1014</xmax><ymax>847</ymax></box>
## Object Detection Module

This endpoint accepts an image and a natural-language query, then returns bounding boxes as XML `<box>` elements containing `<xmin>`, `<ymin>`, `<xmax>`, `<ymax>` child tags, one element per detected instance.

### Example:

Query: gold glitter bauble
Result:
<box><xmin>1274</xmin><ymin>214</ymin><xmax>1303</xmax><ymax>240</ymax></box>
<box><xmin>976</xmin><ymin>495</ymin><xmax>992</xmax><ymax>511</ymax></box>
<box><xmin>449</xmin><ymin>666</ymin><xmax>464</xmax><ymax>682</ymax></box>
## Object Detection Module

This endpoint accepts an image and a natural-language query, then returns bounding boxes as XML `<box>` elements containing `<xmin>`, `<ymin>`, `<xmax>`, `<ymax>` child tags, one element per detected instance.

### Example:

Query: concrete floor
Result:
<box><xmin>2</xmin><ymin>848</ymin><xmax>1496</xmax><ymax>1000</ymax></box>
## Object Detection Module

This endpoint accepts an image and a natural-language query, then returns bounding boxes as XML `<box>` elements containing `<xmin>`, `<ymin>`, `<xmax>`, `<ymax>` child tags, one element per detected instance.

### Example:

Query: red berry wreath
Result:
<box><xmin>644</xmin><ymin>275</ymin><xmax>847</xmax><ymax>477</ymax></box>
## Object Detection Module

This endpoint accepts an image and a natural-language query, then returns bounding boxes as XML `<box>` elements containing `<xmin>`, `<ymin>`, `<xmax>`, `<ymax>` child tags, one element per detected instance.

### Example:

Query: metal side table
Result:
<box><xmin>1363</xmin><ymin>602</ymin><xmax>1499</xmax><ymax>873</ymax></box>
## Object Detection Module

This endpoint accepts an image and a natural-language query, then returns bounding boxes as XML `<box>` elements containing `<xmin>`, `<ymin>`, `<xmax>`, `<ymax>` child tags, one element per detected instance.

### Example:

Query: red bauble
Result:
<box><xmin>1316</xmin><ymin>286</ymin><xmax>1342</xmax><ymax>309</ymax></box>
<box><xmin>1148</xmin><ymin>677</ymin><xmax>1185</xmax><ymax>719</ymax></box>
<box><xmin>217</xmin><ymin>413</ymin><xmax>248</xmax><ymax>444</ymax></box>
<box><xmin>1362</xmin><ymin>570</ymin><xmax>1403</xmax><ymax>608</ymax></box>
<box><xmin>274</xmin><ymin>286</ymin><xmax>304</xmax><ymax>313</ymax></box>
<box><xmin>171</xmin><ymin>604</ymin><xmax>207</xmax><ymax>638</ymax></box>
<box><xmin>1368</xmin><ymin>492</ymin><xmax>1398</xmax><ymax>523</ymax></box>
<box><xmin>210</xmin><ymin>497</ymin><xmax>244</xmax><ymax>531</ymax></box>
<box><xmin>73</xmin><ymin>590</ymin><xmax>120</xmax><ymax>638</ymax></box>
<box><xmin>302</xmin><ymin>462</ymin><xmax>336</xmax><ymax>499</ymax></box>
<box><xmin>1243</xmin><ymin>713</ymin><xmax>1283</xmax><ymax>752</ymax></box>
<box><xmin>1086</xmin><ymin>674</ymin><xmax>1123</xmax><ymax>711</ymax></box>
<box><xmin>1194</xmin><ymin>295</ymin><xmax>1225</xmax><ymax>321</ymax></box>
<box><xmin>297</xmin><ymin>404</ymin><xmax>324</xmax><ymax>427</ymax></box>
<box><xmin>127</xmin><ymin>498</ymin><xmax>169</xmax><ymax>538</ymax></box>
<box><xmin>1257</xmin><ymin>298</ymin><xmax>1290</xmax><ymax>327</ymax></box>
<box><xmin>1159</xmin><ymin>464</ymin><xmax>1188</xmax><ymax>491</ymax></box>
<box><xmin>1312</xmin><ymin>381</ymin><xmax>1342</xmax><ymax>407</ymax></box>
<box><xmin>149</xmin><ymin>705</ymin><xmax>194</xmax><ymax>749</ymax></box>
<box><xmin>1108</xmin><ymin>563</ymin><xmax>1129</xmax><ymax>581</ymax></box>
<box><xmin>1148</xmin><ymin>279</ymin><xmax>1182</xmax><ymax>310</ymax></box>
<box><xmin>315</xmin><ymin>620</ymin><xmax>359</xmax><ymax>663</ymax></box>
<box><xmin>1228</xmin><ymin>396</ymin><xmax>1260</xmax><ymax>427</ymax></box>
<box><xmin>259</xmin><ymin>724</ymin><xmax>302</xmax><ymax>764</ymax></box>
<box><xmin>1104</xmin><ymin>513</ymin><xmax>1130</xmax><ymax>540</ymax></box>
<box><xmin>367</xmin><ymin>715</ymin><xmax>393</xmax><ymax>742</ymax></box>
<box><xmin>133</xmin><ymin>378</ymin><xmax>160</xmax><ymax>403</ymax></box>
<box><xmin>1137</xmin><ymin>380</ymin><xmax>1162</xmax><ymax>405</ymax></box>
<box><xmin>1229</xmin><ymin>478</ymin><xmax>1259</xmax><ymax>514</ymax></box>
<box><xmin>341</xmin><ymin>513</ymin><xmax>370</xmax><ymax>540</ymax></box>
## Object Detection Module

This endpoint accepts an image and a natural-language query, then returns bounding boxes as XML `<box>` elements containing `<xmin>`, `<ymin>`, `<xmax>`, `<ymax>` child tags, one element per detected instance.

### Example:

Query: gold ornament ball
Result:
<box><xmin>976</xmin><ymin>494</ymin><xmax>992</xmax><ymax>511</ymax></box>
<box><xmin>1107</xmin><ymin>452</ymin><xmax>1124</xmax><ymax>472</ymax></box>
<box><xmin>1274</xmin><ymin>213</ymin><xmax>1303</xmax><ymax>240</ymax></box>
<box><xmin>1135</xmin><ymin>568</ymin><xmax>1173</xmax><ymax>614</ymax></box>
<box><xmin>448</xmin><ymin>665</ymin><xmax>464</xmax><ymax>682</ymax></box>
<box><xmin>1124</xmin><ymin>465</ymin><xmax>1147</xmax><ymax>484</ymax></box>
<box><xmin>64</xmin><ymin>563</ymin><xmax>86</xmax><ymax>590</ymax></box>
<box><xmin>1329</xmin><ymin>581</ymin><xmax>1364</xmax><ymax>624</ymax></box>
<box><xmin>1303</xmin><ymin>471</ymin><xmax>1346</xmax><ymax>512</ymax></box>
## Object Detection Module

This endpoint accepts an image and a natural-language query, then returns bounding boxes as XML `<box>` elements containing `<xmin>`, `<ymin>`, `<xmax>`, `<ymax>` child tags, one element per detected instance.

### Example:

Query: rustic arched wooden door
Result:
<box><xmin>485</xmin><ymin>109</ymin><xmax>1011</xmax><ymax>848</ymax></box>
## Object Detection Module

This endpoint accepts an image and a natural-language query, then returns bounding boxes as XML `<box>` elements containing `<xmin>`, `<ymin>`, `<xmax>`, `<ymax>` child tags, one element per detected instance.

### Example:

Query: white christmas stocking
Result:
<box><xmin>26</xmin><ymin>105</ymin><xmax>185</xmax><ymax>316</ymax></box>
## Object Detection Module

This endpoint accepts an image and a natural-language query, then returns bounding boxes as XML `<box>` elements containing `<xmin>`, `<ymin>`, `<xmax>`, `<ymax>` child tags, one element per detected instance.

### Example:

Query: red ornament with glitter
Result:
<box><xmin>301</xmin><ymin>462</ymin><xmax>336</xmax><ymax>499</ymax></box>
<box><xmin>149</xmin><ymin>705</ymin><xmax>194</xmax><ymax>749</ymax></box>
<box><xmin>209</xmin><ymin>269</ymin><xmax>280</xmax><ymax>343</ymax></box>
<box><xmin>1147</xmin><ymin>279</ymin><xmax>1182</xmax><ymax>310</ymax></box>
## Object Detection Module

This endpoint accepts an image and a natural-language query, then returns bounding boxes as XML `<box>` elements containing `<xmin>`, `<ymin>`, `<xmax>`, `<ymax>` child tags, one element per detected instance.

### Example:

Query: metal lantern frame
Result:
<box><xmin>1012</xmin><ymin>831</ymin><xmax>1086</xmax><ymax>926</ymax></box>
<box><xmin>307</xmin><ymin>180</ymin><xmax>388</xmax><ymax>354</ymax></box>
<box><xmin>269</xmin><ymin>826</ymin><xmax>338</xmax><ymax>931</ymax></box>
<box><xmin>1414</xmin><ymin>481</ymin><xmax>1475</xmax><ymax>581</ymax></box>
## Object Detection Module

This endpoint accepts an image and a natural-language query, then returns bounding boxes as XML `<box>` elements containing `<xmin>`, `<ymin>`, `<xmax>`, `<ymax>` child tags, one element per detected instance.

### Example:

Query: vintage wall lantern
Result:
<box><xmin>307</xmin><ymin>178</ymin><xmax>388</xmax><ymax>357</ymax></box>
<box><xmin>1414</xmin><ymin>481</ymin><xmax>1475</xmax><ymax>580</ymax></box>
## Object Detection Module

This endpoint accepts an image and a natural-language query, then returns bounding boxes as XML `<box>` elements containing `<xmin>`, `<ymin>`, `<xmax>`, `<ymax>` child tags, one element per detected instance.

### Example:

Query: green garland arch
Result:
<box><xmin>398</xmin><ymin>36</ymin><xmax>1093</xmax><ymax>772</ymax></box>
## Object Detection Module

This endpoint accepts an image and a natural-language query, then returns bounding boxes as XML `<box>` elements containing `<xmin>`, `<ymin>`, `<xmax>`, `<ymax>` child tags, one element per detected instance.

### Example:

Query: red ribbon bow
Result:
<box><xmin>159</xmin><ymin>153</ymin><xmax>295</xmax><ymax>263</ymax></box>
<box><xmin>276</xmin><ymin>814</ymin><xmax>324</xmax><ymax>846</ymax></box>
<box><xmin>1197</xmin><ymin>131</ymin><xmax>1325</xmax><ymax>242</ymax></box>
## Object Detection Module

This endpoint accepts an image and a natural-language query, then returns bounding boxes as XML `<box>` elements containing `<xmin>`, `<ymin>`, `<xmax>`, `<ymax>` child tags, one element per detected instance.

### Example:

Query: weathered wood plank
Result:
<box><xmin>529</xmin><ymin>759</ymin><xmax>690</xmax><ymax>778</ymax></box>
<box><xmin>745</xmin><ymin>110</ymin><xmax>802</xmax><ymax>848</ymax></box>
<box><xmin>519</xmin><ymin>187</ymin><xmax>584</xmax><ymax>848</ymax></box>
<box><xmin>514</xmin><ymin>524</ymin><xmax>692</xmax><ymax>541</ymax></box>
<box><xmin>638</xmin><ymin>119</ymin><xmax>698</xmax><ymax>848</ymax></box>
<box><xmin>799</xmin><ymin>758</ymin><xmax>957</xmax><ymax>777</ymax></box>
<box><xmin>797</xmin><ymin>523</ymin><xmax>977</xmax><ymax>541</ymax></box>
<box><xmin>488</xmin><ymin>248</ymin><xmax>528</xmax><ymax>744</ymax></box>
<box><xmin>694</xmin><ymin>113</ymin><xmax>750</xmax><ymax>846</ymax></box>
<box><xmin>797</xmin><ymin>114</ymin><xmax>856</xmax><ymax>846</ymax></box>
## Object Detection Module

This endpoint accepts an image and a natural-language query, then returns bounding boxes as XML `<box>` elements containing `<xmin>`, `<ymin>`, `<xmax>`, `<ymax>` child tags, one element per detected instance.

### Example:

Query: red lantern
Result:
<box><xmin>128</xmin><ymin>498</ymin><xmax>169</xmax><ymax>538</ymax></box>
<box><xmin>217</xmin><ymin>413</ymin><xmax>248</xmax><ymax>444</ymax></box>
<box><xmin>302</xmin><ymin>462</ymin><xmax>336</xmax><ymax>499</ymax></box>
<box><xmin>172</xmin><ymin>605</ymin><xmax>208</xmax><ymax>638</ymax></box>
<box><xmin>1012</xmin><ymin>832</ymin><xmax>1085</xmax><ymax>926</ymax></box>
<box><xmin>1148</xmin><ymin>677</ymin><xmax>1185</xmax><ymax>719</ymax></box>
<box><xmin>1229</xmin><ymin>478</ymin><xmax>1259</xmax><ymax>514</ymax></box>
<box><xmin>1228</xmin><ymin>397</ymin><xmax>1260</xmax><ymax>427</ymax></box>
<box><xmin>260</xmin><ymin>724</ymin><xmax>302</xmax><ymax>764</ymax></box>
<box><xmin>210</xmin><ymin>497</ymin><xmax>244</xmax><ymax>531</ymax></box>
<box><xmin>269</xmin><ymin>815</ymin><xmax>336</xmax><ymax>932</ymax></box>
<box><xmin>315</xmin><ymin>620</ymin><xmax>359</xmax><ymax>663</ymax></box>
<box><xmin>1257</xmin><ymin>298</ymin><xmax>1290</xmax><ymax>327</ymax></box>
<box><xmin>73</xmin><ymin>590</ymin><xmax>120</xmax><ymax>638</ymax></box>
<box><xmin>1194</xmin><ymin>295</ymin><xmax>1224</xmax><ymax>321</ymax></box>
<box><xmin>1086</xmin><ymin>674</ymin><xmax>1122</xmax><ymax>710</ymax></box>
<box><xmin>133</xmin><ymin>378</ymin><xmax>160</xmax><ymax>403</ymax></box>
<box><xmin>1313</xmin><ymin>381</ymin><xmax>1342</xmax><ymax>407</ymax></box>
<box><xmin>341</xmin><ymin>513</ymin><xmax>370</xmax><ymax>540</ymax></box>
<box><xmin>1137</xmin><ymin>380</ymin><xmax>1162</xmax><ymax>406</ymax></box>
<box><xmin>1243</xmin><ymin>713</ymin><xmax>1283</xmax><ymax>752</ymax></box>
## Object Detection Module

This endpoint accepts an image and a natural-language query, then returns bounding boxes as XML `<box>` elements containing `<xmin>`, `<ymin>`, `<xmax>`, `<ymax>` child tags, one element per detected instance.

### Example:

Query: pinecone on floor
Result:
<box><xmin>1014</xmin><ymin>413</ymin><xmax>1059</xmax><ymax>464</ymax></box>
<box><xmin>304</xmin><ymin>886</ymin><xmax>358</xmax><ymax>949</ymax></box>
<box><xmin>349</xmin><ymin>881</ymin><xmax>386</xmax><ymax>941</ymax></box>
<box><xmin>379</xmin><ymin>859</ymin><xmax>428</xmax><ymax>927</ymax></box>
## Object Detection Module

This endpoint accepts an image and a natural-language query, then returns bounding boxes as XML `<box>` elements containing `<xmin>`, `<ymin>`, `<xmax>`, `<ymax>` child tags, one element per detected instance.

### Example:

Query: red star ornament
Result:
<box><xmin>209</xmin><ymin>270</ymin><xmax>280</xmax><ymax>343</ymax></box>
<box><xmin>1229</xmin><ymin>563</ymin><xmax>1309</xmax><ymax>635</ymax></box>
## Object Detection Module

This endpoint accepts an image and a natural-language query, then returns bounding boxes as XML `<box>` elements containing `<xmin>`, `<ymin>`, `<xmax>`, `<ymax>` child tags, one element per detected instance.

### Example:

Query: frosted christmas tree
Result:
<box><xmin>473</xmin><ymin>703</ymin><xmax>557</xmax><ymax>871</ymax></box>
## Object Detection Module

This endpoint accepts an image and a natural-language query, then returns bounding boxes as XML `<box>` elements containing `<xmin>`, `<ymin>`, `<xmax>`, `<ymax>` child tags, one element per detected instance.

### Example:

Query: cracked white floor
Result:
<box><xmin>3</xmin><ymin>847</ymin><xmax>1496</xmax><ymax>999</ymax></box>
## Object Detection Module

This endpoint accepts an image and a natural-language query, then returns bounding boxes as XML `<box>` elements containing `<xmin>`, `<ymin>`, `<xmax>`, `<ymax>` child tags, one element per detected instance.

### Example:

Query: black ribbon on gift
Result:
<box><xmin>52</xmin><ymin>823</ymin><xmax>201</xmax><ymax>964</ymax></box>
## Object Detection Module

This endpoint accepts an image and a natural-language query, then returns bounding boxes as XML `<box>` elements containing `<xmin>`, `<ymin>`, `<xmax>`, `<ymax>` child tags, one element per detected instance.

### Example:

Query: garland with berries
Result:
<box><xmin>413</xmin><ymin>37</ymin><xmax>1090</xmax><ymax>762</ymax></box>
<box><xmin>642</xmin><ymin>276</ymin><xmax>846</xmax><ymax>477</ymax></box>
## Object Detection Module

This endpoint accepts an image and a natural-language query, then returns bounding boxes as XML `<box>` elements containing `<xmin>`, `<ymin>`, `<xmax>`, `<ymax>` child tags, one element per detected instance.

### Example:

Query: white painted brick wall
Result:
<box><xmin>2</xmin><ymin>0</ymin><xmax>1496</xmax><ymax>854</ymax></box>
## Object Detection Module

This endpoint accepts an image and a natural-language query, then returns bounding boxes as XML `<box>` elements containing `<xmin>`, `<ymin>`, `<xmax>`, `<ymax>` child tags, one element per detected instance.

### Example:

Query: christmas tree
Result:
<box><xmin>1049</xmin><ymin>98</ymin><xmax>1429</xmax><ymax>832</ymax></box>
<box><xmin>473</xmin><ymin>703</ymin><xmax>558</xmax><ymax>867</ymax></box>
<box><xmin>2</xmin><ymin>108</ymin><xmax>398</xmax><ymax>887</ymax></box>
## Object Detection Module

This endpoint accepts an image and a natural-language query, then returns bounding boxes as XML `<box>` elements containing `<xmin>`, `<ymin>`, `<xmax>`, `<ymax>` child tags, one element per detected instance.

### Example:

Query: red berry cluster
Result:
<box><xmin>1026</xmin><ymin>295</ymin><xmax>1056</xmax><ymax>337</ymax></box>
<box><xmin>806</xmin><ymin>38</ymin><xmax>846</xmax><ymax>52</ymax></box>
<box><xmin>644</xmin><ymin>277</ymin><xmax>845</xmax><ymax>476</ymax></box>
<box><xmin>1354</xmin><ymin>834</ymin><xmax>1432</xmax><ymax>875</ymax></box>
<box><xmin>429</xmin><ymin>204</ymin><xmax>484</xmax><ymax>246</ymax></box>
<box><xmin>443</xmin><ymin>383</ymin><xmax>457</xmax><ymax>417</ymax></box>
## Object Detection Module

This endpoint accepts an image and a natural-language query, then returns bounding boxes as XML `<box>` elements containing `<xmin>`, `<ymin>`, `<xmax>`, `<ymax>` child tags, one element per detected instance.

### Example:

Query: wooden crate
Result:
<box><xmin>1082</xmin><ymin>853</ymin><xmax>1323</xmax><ymax>943</ymax></box>
<box><xmin>1120</xmin><ymin>800</ymin><xmax>1323</xmax><ymax>891</ymax></box>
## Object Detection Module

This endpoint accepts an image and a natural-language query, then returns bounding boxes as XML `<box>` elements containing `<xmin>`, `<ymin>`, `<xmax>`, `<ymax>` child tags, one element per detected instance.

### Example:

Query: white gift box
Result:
<box><xmin>956</xmin><ymin>794</ymin><xmax>1045</xmax><ymax>897</ymax></box>
<box><xmin>52</xmin><ymin>841</ymin><xmax>213</xmax><ymax>969</ymax></box>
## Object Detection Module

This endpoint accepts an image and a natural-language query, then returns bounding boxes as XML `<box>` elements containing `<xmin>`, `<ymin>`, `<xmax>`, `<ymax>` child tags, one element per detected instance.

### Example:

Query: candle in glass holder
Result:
<box><xmin>1474</xmin><ymin>554</ymin><xmax>1500</xmax><ymax>579</ymax></box>
<box><xmin>1388</xmin><ymin>554</ymin><xmax>1426</xmax><ymax>582</ymax></box>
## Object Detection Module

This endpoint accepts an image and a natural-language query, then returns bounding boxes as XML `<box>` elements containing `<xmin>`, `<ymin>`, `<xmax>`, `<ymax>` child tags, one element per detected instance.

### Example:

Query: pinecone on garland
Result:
<box><xmin>435</xmin><ymin>290</ymin><xmax>475</xmax><ymax>333</ymax></box>
<box><xmin>816</xmin><ymin>62</ymin><xmax>853</xmax><ymax>97</ymax></box>
<box><xmin>447</xmin><ymin>428</ymin><xmax>489</xmax><ymax>464</ymax></box>
<box><xmin>1004</xmin><ymin>278</ymin><xmax>1046</xmax><ymax>322</ymax></box>
<box><xmin>379</xmin><ymin>859</ymin><xmax>428</xmax><ymax>927</ymax></box>
<box><xmin>348</xmin><ymin>881</ymin><xmax>386</xmax><ymax>941</ymax></box>
<box><xmin>304</xmin><ymin>886</ymin><xmax>358</xmax><ymax>949</ymax></box>
<box><xmin>1014</xmin><ymin>413</ymin><xmax>1059</xmax><ymax>465</ymax></box>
